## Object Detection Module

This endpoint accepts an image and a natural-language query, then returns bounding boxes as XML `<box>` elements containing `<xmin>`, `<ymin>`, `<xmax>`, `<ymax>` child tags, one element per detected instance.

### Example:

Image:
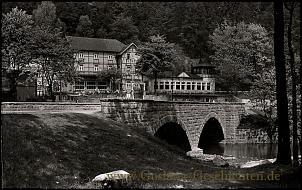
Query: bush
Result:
<box><xmin>238</xmin><ymin>114</ymin><xmax>274</xmax><ymax>130</ymax></box>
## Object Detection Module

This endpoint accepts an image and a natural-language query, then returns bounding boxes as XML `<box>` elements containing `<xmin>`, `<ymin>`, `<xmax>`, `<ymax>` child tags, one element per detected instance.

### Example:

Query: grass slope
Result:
<box><xmin>2</xmin><ymin>112</ymin><xmax>300</xmax><ymax>188</ymax></box>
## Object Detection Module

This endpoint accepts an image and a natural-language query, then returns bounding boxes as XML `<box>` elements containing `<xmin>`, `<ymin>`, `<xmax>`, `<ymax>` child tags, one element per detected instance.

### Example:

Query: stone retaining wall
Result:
<box><xmin>1</xmin><ymin>102</ymin><xmax>103</xmax><ymax>112</ymax></box>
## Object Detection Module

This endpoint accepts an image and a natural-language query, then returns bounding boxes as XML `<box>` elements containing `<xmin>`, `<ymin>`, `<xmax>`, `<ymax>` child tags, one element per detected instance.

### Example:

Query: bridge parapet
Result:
<box><xmin>2</xmin><ymin>100</ymin><xmax>246</xmax><ymax>148</ymax></box>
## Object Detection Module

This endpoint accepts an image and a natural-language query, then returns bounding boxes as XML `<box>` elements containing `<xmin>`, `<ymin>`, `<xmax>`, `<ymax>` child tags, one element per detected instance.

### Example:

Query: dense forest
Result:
<box><xmin>2</xmin><ymin>1</ymin><xmax>300</xmax><ymax>91</ymax></box>
<box><xmin>1</xmin><ymin>2</ymin><xmax>278</xmax><ymax>58</ymax></box>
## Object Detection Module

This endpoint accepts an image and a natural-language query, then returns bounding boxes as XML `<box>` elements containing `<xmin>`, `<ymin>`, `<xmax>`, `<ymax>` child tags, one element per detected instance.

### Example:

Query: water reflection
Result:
<box><xmin>202</xmin><ymin>143</ymin><xmax>278</xmax><ymax>160</ymax></box>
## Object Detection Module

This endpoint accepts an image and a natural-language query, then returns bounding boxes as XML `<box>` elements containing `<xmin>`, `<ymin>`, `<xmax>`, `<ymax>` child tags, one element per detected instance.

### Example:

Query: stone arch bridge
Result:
<box><xmin>1</xmin><ymin>100</ymin><xmax>246</xmax><ymax>150</ymax></box>
<box><xmin>97</xmin><ymin>100</ymin><xmax>245</xmax><ymax>150</ymax></box>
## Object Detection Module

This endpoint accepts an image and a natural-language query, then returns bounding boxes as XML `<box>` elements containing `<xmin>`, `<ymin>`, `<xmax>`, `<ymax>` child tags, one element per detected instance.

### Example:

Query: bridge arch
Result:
<box><xmin>197</xmin><ymin>112</ymin><xmax>225</xmax><ymax>149</ymax></box>
<box><xmin>153</xmin><ymin>115</ymin><xmax>192</xmax><ymax>152</ymax></box>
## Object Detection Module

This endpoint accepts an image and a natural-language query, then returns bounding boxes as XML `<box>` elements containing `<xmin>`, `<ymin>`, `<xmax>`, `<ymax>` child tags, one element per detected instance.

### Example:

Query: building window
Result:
<box><xmin>75</xmin><ymin>81</ymin><xmax>84</xmax><ymax>90</ymax></box>
<box><xmin>94</xmin><ymin>54</ymin><xmax>98</xmax><ymax>59</ymax></box>
<box><xmin>87</xmin><ymin>81</ymin><xmax>96</xmax><ymax>90</ymax></box>
<box><xmin>79</xmin><ymin>53</ymin><xmax>84</xmax><ymax>58</ymax></box>
<box><xmin>94</xmin><ymin>65</ymin><xmax>99</xmax><ymax>71</ymax></box>
<box><xmin>197</xmin><ymin>82</ymin><xmax>201</xmax><ymax>90</ymax></box>
<box><xmin>202</xmin><ymin>83</ymin><xmax>205</xmax><ymax>90</ymax></box>
<box><xmin>187</xmin><ymin>82</ymin><xmax>191</xmax><ymax>90</ymax></box>
<box><xmin>97</xmin><ymin>82</ymin><xmax>107</xmax><ymax>90</ymax></box>
<box><xmin>108</xmin><ymin>55</ymin><xmax>112</xmax><ymax>60</ymax></box>
<box><xmin>159</xmin><ymin>82</ymin><xmax>164</xmax><ymax>90</ymax></box>
<box><xmin>176</xmin><ymin>82</ymin><xmax>180</xmax><ymax>90</ymax></box>
<box><xmin>170</xmin><ymin>82</ymin><xmax>174</xmax><ymax>90</ymax></box>
<box><xmin>181</xmin><ymin>82</ymin><xmax>185</xmax><ymax>90</ymax></box>
<box><xmin>126</xmin><ymin>66</ymin><xmax>131</xmax><ymax>72</ymax></box>
<box><xmin>126</xmin><ymin>83</ymin><xmax>132</xmax><ymax>90</ymax></box>
<box><xmin>192</xmin><ymin>82</ymin><xmax>196</xmax><ymax>90</ymax></box>
<box><xmin>165</xmin><ymin>81</ymin><xmax>170</xmax><ymax>89</ymax></box>
<box><xmin>108</xmin><ymin>65</ymin><xmax>112</xmax><ymax>70</ymax></box>
<box><xmin>207</xmin><ymin>83</ymin><xmax>211</xmax><ymax>90</ymax></box>
<box><xmin>79</xmin><ymin>65</ymin><xmax>83</xmax><ymax>71</ymax></box>
<box><xmin>126</xmin><ymin>53</ymin><xmax>130</xmax><ymax>60</ymax></box>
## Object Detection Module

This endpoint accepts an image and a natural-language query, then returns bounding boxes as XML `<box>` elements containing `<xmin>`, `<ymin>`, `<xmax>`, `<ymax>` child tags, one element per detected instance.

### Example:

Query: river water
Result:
<box><xmin>202</xmin><ymin>143</ymin><xmax>278</xmax><ymax>160</ymax></box>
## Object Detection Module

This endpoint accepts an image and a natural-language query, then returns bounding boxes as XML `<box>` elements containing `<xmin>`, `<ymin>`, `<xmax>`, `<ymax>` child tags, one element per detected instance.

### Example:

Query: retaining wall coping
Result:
<box><xmin>2</xmin><ymin>100</ymin><xmax>245</xmax><ymax>106</ymax></box>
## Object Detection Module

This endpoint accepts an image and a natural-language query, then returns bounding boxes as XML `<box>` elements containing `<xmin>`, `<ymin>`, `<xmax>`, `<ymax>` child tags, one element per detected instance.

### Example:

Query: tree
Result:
<box><xmin>284</xmin><ymin>2</ymin><xmax>299</xmax><ymax>166</ymax></box>
<box><xmin>97</xmin><ymin>67</ymin><xmax>122</xmax><ymax>92</ymax></box>
<box><xmin>273</xmin><ymin>1</ymin><xmax>292</xmax><ymax>165</ymax></box>
<box><xmin>29</xmin><ymin>27</ymin><xmax>76</xmax><ymax>101</ymax></box>
<box><xmin>249</xmin><ymin>67</ymin><xmax>277</xmax><ymax>142</ymax></box>
<box><xmin>30</xmin><ymin>1</ymin><xmax>77</xmax><ymax>101</ymax></box>
<box><xmin>108</xmin><ymin>16</ymin><xmax>139</xmax><ymax>44</ymax></box>
<box><xmin>32</xmin><ymin>1</ymin><xmax>57</xmax><ymax>28</ymax></box>
<box><xmin>136</xmin><ymin>35</ymin><xmax>176</xmax><ymax>93</ymax></box>
<box><xmin>75</xmin><ymin>15</ymin><xmax>94</xmax><ymax>37</ymax></box>
<box><xmin>209</xmin><ymin>21</ymin><xmax>273</xmax><ymax>93</ymax></box>
<box><xmin>1</xmin><ymin>7</ymin><xmax>34</xmax><ymax>100</ymax></box>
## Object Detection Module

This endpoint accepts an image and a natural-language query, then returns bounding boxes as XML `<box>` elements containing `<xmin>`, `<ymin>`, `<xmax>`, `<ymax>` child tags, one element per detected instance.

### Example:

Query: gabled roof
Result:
<box><xmin>118</xmin><ymin>43</ymin><xmax>138</xmax><ymax>55</ymax></box>
<box><xmin>177</xmin><ymin>72</ymin><xmax>190</xmax><ymax>78</ymax></box>
<box><xmin>67</xmin><ymin>36</ymin><xmax>127</xmax><ymax>52</ymax></box>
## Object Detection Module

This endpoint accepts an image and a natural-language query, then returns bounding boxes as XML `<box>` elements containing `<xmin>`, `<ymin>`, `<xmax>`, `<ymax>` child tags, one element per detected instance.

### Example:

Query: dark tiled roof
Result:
<box><xmin>67</xmin><ymin>36</ymin><xmax>127</xmax><ymax>52</ymax></box>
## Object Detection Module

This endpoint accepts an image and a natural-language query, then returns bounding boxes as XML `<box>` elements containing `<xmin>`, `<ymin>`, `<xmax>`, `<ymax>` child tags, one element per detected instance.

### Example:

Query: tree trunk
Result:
<box><xmin>274</xmin><ymin>1</ymin><xmax>292</xmax><ymax>165</ymax></box>
<box><xmin>285</xmin><ymin>2</ymin><xmax>299</xmax><ymax>166</ymax></box>
<box><xmin>11</xmin><ymin>79</ymin><xmax>18</xmax><ymax>101</ymax></box>
<box><xmin>300</xmin><ymin>50</ymin><xmax>302</xmax><ymax>165</ymax></box>
<box><xmin>300</xmin><ymin>2</ymin><xmax>302</xmax><ymax>165</ymax></box>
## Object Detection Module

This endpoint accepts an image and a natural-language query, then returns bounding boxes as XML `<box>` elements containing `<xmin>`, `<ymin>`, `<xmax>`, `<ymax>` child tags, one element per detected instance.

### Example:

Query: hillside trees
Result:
<box><xmin>75</xmin><ymin>15</ymin><xmax>94</xmax><ymax>37</ymax></box>
<box><xmin>1</xmin><ymin>7</ymin><xmax>34</xmax><ymax>100</ymax></box>
<box><xmin>108</xmin><ymin>16</ymin><xmax>139</xmax><ymax>44</ymax></box>
<box><xmin>2</xmin><ymin>2</ymin><xmax>278</xmax><ymax>59</ymax></box>
<box><xmin>209</xmin><ymin>21</ymin><xmax>274</xmax><ymax>93</ymax></box>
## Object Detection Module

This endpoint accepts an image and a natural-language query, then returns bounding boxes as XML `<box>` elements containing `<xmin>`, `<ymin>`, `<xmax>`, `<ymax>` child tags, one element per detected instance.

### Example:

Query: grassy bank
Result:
<box><xmin>1</xmin><ymin>112</ymin><xmax>301</xmax><ymax>188</ymax></box>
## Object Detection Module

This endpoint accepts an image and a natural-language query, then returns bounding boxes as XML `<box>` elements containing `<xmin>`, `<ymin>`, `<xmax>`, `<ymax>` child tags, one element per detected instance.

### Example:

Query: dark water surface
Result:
<box><xmin>202</xmin><ymin>143</ymin><xmax>278</xmax><ymax>160</ymax></box>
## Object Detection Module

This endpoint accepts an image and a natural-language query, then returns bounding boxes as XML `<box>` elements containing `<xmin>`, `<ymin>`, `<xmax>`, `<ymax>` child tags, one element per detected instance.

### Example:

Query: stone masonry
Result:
<box><xmin>1</xmin><ymin>99</ymin><xmax>246</xmax><ymax>150</ymax></box>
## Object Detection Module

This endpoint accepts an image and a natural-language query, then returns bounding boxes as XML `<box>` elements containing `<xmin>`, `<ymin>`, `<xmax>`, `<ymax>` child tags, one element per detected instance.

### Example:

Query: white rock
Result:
<box><xmin>174</xmin><ymin>185</ymin><xmax>184</xmax><ymax>189</ymax></box>
<box><xmin>92</xmin><ymin>170</ymin><xmax>130</xmax><ymax>182</ymax></box>
<box><xmin>240</xmin><ymin>159</ymin><xmax>275</xmax><ymax>168</ymax></box>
